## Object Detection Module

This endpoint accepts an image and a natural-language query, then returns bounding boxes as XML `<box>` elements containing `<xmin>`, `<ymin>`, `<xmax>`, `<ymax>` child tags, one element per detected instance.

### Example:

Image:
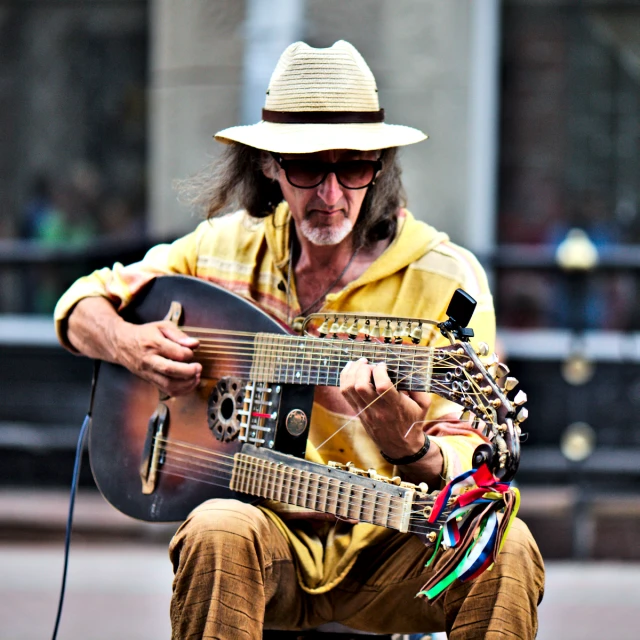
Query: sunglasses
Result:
<box><xmin>271</xmin><ymin>153</ymin><xmax>382</xmax><ymax>190</ymax></box>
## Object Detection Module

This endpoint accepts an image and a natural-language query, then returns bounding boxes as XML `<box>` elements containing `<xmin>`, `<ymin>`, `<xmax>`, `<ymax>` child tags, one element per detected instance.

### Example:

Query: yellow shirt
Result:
<box><xmin>54</xmin><ymin>204</ymin><xmax>495</xmax><ymax>593</ymax></box>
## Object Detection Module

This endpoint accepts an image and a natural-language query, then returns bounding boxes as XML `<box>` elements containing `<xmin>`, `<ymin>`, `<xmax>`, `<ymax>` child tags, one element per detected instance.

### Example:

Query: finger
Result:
<box><xmin>153</xmin><ymin>330</ymin><xmax>200</xmax><ymax>363</ymax></box>
<box><xmin>370</xmin><ymin>362</ymin><xmax>397</xmax><ymax>397</ymax></box>
<box><xmin>158</xmin><ymin>322</ymin><xmax>200</xmax><ymax>349</ymax></box>
<box><xmin>146</xmin><ymin>371</ymin><xmax>201</xmax><ymax>397</ymax></box>
<box><xmin>408</xmin><ymin>390</ymin><xmax>432</xmax><ymax>413</ymax></box>
<box><xmin>352</xmin><ymin>360</ymin><xmax>377</xmax><ymax>401</ymax></box>
<box><xmin>339</xmin><ymin>357</ymin><xmax>368</xmax><ymax>387</ymax></box>
<box><xmin>147</xmin><ymin>354</ymin><xmax>202</xmax><ymax>381</ymax></box>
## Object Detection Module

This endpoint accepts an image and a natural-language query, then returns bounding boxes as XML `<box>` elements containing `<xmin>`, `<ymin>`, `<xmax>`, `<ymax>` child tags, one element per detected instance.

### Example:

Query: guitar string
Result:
<box><xmin>153</xmin><ymin>437</ymin><xmax>443</xmax><ymax>528</ymax></box>
<box><xmin>158</xmin><ymin>465</ymin><xmax>446</xmax><ymax>537</ymax></box>
<box><xmin>183</xmin><ymin>327</ymin><xmax>471</xmax><ymax>375</ymax></box>
<box><xmin>155</xmin><ymin>448</ymin><xmax>444</xmax><ymax>534</ymax></box>
<box><xmin>146</xmin><ymin>344</ymin><xmax>496</xmax><ymax>524</ymax></box>
<box><xmin>181</xmin><ymin>329</ymin><xmax>492</xmax><ymax>401</ymax></box>
<box><xmin>153</xmin><ymin>433</ymin><xmax>465</xmax><ymax>527</ymax></box>
<box><xmin>144</xmin><ymin>330</ymin><xmax>496</xmax><ymax>524</ymax></box>
<box><xmin>184</xmin><ymin>326</ymin><xmax>499</xmax><ymax>411</ymax></box>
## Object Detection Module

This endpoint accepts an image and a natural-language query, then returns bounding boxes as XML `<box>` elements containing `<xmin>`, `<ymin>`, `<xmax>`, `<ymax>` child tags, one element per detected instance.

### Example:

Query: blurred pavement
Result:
<box><xmin>1</xmin><ymin>489</ymin><xmax>640</xmax><ymax>639</ymax></box>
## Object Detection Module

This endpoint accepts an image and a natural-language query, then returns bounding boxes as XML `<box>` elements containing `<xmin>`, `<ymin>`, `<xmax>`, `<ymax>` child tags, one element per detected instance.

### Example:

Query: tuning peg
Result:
<box><xmin>516</xmin><ymin>407</ymin><xmax>529</xmax><ymax>423</ymax></box>
<box><xmin>410</xmin><ymin>322</ymin><xmax>423</xmax><ymax>344</ymax></box>
<box><xmin>370</xmin><ymin>321</ymin><xmax>381</xmax><ymax>340</ymax></box>
<box><xmin>493</xmin><ymin>363</ymin><xmax>510</xmax><ymax>379</ymax></box>
<box><xmin>481</xmin><ymin>385</ymin><xmax>493</xmax><ymax>396</ymax></box>
<box><xmin>484</xmin><ymin>353</ymin><xmax>499</xmax><ymax>366</ymax></box>
<box><xmin>513</xmin><ymin>390</ymin><xmax>527</xmax><ymax>406</ymax></box>
<box><xmin>476</xmin><ymin>342</ymin><xmax>490</xmax><ymax>356</ymax></box>
<box><xmin>504</xmin><ymin>377</ymin><xmax>519</xmax><ymax>391</ymax></box>
<box><xmin>383</xmin><ymin>321</ymin><xmax>393</xmax><ymax>343</ymax></box>
<box><xmin>347</xmin><ymin>320</ymin><xmax>359</xmax><ymax>339</ymax></box>
<box><xmin>339</xmin><ymin>318</ymin><xmax>350</xmax><ymax>333</ymax></box>
<box><xmin>393</xmin><ymin>322</ymin><xmax>404</xmax><ymax>344</ymax></box>
<box><xmin>329</xmin><ymin>318</ymin><xmax>341</xmax><ymax>335</ymax></box>
<box><xmin>318</xmin><ymin>317</ymin><xmax>330</xmax><ymax>337</ymax></box>
<box><xmin>360</xmin><ymin>319</ymin><xmax>371</xmax><ymax>341</ymax></box>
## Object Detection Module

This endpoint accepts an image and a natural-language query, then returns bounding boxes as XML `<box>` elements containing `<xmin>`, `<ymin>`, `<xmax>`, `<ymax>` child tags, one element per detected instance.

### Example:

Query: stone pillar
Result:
<box><xmin>148</xmin><ymin>0</ymin><xmax>247</xmax><ymax>238</ymax></box>
<box><xmin>306</xmin><ymin>0</ymin><xmax>497</xmax><ymax>248</ymax></box>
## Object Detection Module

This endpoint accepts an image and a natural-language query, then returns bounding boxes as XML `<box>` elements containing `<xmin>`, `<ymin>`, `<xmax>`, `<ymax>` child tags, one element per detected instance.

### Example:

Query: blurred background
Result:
<box><xmin>1</xmin><ymin>0</ymin><xmax>640</xmax><ymax>638</ymax></box>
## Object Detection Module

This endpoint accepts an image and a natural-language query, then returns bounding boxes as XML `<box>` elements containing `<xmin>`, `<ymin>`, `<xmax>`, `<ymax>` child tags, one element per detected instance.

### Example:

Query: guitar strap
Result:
<box><xmin>50</xmin><ymin>360</ymin><xmax>101</xmax><ymax>640</ymax></box>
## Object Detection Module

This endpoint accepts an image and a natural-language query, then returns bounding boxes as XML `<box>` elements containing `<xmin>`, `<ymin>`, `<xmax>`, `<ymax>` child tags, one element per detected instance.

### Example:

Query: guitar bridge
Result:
<box><xmin>238</xmin><ymin>381</ymin><xmax>281</xmax><ymax>448</ymax></box>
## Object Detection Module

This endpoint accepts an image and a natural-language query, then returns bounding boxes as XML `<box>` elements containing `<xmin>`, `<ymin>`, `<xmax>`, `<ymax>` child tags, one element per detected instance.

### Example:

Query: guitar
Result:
<box><xmin>88</xmin><ymin>275</ymin><xmax>526</xmax><ymax>534</ymax></box>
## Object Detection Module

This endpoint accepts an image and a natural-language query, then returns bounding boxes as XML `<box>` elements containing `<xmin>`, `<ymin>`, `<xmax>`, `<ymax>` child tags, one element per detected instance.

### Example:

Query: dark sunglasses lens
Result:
<box><xmin>337</xmin><ymin>161</ymin><xmax>376</xmax><ymax>188</ymax></box>
<box><xmin>285</xmin><ymin>161</ymin><xmax>326</xmax><ymax>187</ymax></box>
<box><xmin>283</xmin><ymin>159</ymin><xmax>378</xmax><ymax>189</ymax></box>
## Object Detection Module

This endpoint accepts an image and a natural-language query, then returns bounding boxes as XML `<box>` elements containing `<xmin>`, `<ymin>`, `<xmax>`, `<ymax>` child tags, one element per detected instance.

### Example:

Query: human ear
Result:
<box><xmin>260</xmin><ymin>152</ymin><xmax>279</xmax><ymax>181</ymax></box>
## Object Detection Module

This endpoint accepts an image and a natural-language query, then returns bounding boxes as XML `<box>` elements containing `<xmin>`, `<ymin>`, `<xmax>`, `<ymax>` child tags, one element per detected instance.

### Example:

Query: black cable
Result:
<box><xmin>51</xmin><ymin>361</ymin><xmax>100</xmax><ymax>640</ymax></box>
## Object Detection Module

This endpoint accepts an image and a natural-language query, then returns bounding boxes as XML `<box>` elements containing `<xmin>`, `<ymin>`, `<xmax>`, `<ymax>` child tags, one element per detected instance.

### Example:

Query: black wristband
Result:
<box><xmin>380</xmin><ymin>435</ymin><xmax>430</xmax><ymax>466</ymax></box>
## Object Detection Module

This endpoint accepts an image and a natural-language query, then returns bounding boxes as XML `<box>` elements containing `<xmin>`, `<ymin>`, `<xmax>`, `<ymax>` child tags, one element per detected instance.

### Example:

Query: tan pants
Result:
<box><xmin>169</xmin><ymin>499</ymin><xmax>545</xmax><ymax>640</ymax></box>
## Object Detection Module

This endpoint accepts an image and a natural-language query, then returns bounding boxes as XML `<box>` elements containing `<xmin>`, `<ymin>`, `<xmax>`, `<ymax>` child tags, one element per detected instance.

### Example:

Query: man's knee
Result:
<box><xmin>169</xmin><ymin>499</ymin><xmax>267</xmax><ymax>569</ymax></box>
<box><xmin>495</xmin><ymin>517</ymin><xmax>545</xmax><ymax>602</ymax></box>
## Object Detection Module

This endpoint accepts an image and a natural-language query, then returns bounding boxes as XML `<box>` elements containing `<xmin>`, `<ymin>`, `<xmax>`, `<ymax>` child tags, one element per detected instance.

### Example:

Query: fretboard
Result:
<box><xmin>229</xmin><ymin>446</ymin><xmax>416</xmax><ymax>532</ymax></box>
<box><xmin>250</xmin><ymin>334</ymin><xmax>435</xmax><ymax>392</ymax></box>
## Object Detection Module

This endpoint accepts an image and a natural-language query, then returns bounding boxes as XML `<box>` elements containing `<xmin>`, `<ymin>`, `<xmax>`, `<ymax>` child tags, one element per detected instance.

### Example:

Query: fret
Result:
<box><xmin>337</xmin><ymin>483</ymin><xmax>350</xmax><ymax>518</ymax></box>
<box><xmin>348</xmin><ymin>485</ymin><xmax>365</xmax><ymax>522</ymax></box>
<box><xmin>324</xmin><ymin>342</ymin><xmax>332</xmax><ymax>387</ymax></box>
<box><xmin>327</xmin><ymin>478</ymin><xmax>340</xmax><ymax>514</ymax></box>
<box><xmin>422</xmin><ymin>348</ymin><xmax>434</xmax><ymax>392</ymax></box>
<box><xmin>388</xmin><ymin>496</ymin><xmax>404</xmax><ymax>531</ymax></box>
<box><xmin>367</xmin><ymin>490</ymin><xmax>378</xmax><ymax>525</ymax></box>
<box><xmin>273</xmin><ymin>463</ymin><xmax>284</xmax><ymax>501</ymax></box>
<box><xmin>254</xmin><ymin>458</ymin><xmax>265</xmax><ymax>498</ymax></box>
<box><xmin>281</xmin><ymin>466</ymin><xmax>292</xmax><ymax>503</ymax></box>
<box><xmin>364</xmin><ymin>339</ymin><xmax>376</xmax><ymax>365</ymax></box>
<box><xmin>291</xmin><ymin>468</ymin><xmax>302</xmax><ymax>507</ymax></box>
<box><xmin>230</xmin><ymin>455</ymin><xmax>240</xmax><ymax>492</ymax></box>
<box><xmin>374</xmin><ymin>492</ymin><xmax>391</xmax><ymax>527</ymax></box>
<box><xmin>239</xmin><ymin>457</ymin><xmax>250</xmax><ymax>494</ymax></box>
<box><xmin>317</xmin><ymin>476</ymin><xmax>329</xmax><ymax>513</ymax></box>
<box><xmin>299</xmin><ymin>469</ymin><xmax>310</xmax><ymax>508</ymax></box>
<box><xmin>307</xmin><ymin>472</ymin><xmax>319</xmax><ymax>511</ymax></box>
<box><xmin>247</xmin><ymin>457</ymin><xmax>257</xmax><ymax>496</ymax></box>
<box><xmin>308</xmin><ymin>340</ymin><xmax>317</xmax><ymax>386</ymax></box>
<box><xmin>394</xmin><ymin>343</ymin><xmax>402</xmax><ymax>389</ymax></box>
<box><xmin>265</xmin><ymin>461</ymin><xmax>277</xmax><ymax>500</ymax></box>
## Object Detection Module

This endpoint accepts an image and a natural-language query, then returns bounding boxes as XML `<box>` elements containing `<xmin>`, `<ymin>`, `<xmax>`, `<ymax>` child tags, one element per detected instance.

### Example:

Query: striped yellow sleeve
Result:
<box><xmin>429</xmin><ymin>432</ymin><xmax>486</xmax><ymax>485</ymax></box>
<box><xmin>425</xmin><ymin>242</ymin><xmax>496</xmax><ymax>485</ymax></box>
<box><xmin>53</xmin><ymin>224</ymin><xmax>204</xmax><ymax>351</ymax></box>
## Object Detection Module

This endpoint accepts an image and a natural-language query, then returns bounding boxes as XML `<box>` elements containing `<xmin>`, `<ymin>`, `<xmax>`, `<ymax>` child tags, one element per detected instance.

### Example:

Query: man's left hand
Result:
<box><xmin>340</xmin><ymin>358</ymin><xmax>431</xmax><ymax>460</ymax></box>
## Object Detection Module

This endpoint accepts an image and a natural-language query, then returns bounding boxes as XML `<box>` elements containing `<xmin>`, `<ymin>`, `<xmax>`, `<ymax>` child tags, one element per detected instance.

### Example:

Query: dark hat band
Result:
<box><xmin>262</xmin><ymin>109</ymin><xmax>385</xmax><ymax>124</ymax></box>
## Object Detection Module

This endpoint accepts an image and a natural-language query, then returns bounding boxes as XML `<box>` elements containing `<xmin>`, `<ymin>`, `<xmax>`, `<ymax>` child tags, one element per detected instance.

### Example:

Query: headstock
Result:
<box><xmin>299</xmin><ymin>288</ymin><xmax>525</xmax><ymax>482</ymax></box>
<box><xmin>432</xmin><ymin>341</ymin><xmax>525</xmax><ymax>480</ymax></box>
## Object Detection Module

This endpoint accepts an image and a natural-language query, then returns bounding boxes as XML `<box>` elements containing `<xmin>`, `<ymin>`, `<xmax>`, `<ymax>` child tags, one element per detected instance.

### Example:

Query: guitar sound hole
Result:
<box><xmin>207</xmin><ymin>377</ymin><xmax>246</xmax><ymax>443</ymax></box>
<box><xmin>221</xmin><ymin>397</ymin><xmax>234</xmax><ymax>421</ymax></box>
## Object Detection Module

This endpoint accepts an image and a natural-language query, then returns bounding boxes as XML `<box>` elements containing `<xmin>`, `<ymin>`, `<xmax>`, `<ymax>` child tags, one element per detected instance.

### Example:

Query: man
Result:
<box><xmin>54</xmin><ymin>41</ymin><xmax>544</xmax><ymax>639</ymax></box>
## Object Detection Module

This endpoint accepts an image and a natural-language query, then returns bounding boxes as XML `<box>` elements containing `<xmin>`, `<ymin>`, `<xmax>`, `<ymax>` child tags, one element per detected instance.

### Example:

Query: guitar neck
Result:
<box><xmin>230</xmin><ymin>445</ymin><xmax>440</xmax><ymax>534</ymax></box>
<box><xmin>250</xmin><ymin>334</ymin><xmax>436</xmax><ymax>392</ymax></box>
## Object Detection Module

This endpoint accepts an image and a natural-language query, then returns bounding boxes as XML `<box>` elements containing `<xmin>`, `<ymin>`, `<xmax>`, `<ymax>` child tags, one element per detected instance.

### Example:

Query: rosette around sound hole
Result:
<box><xmin>207</xmin><ymin>377</ymin><xmax>245</xmax><ymax>442</ymax></box>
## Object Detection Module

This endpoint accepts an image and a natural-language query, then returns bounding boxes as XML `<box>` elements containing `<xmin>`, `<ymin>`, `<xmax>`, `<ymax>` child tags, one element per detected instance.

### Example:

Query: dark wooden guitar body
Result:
<box><xmin>89</xmin><ymin>276</ymin><xmax>312</xmax><ymax>522</ymax></box>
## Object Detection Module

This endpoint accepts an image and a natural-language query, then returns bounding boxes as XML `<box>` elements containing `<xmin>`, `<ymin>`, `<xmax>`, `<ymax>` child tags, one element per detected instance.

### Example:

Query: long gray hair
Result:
<box><xmin>175</xmin><ymin>142</ymin><xmax>406</xmax><ymax>248</ymax></box>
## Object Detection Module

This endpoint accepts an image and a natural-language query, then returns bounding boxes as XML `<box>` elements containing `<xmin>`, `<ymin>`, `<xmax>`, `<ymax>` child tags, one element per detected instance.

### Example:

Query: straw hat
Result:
<box><xmin>215</xmin><ymin>40</ymin><xmax>427</xmax><ymax>154</ymax></box>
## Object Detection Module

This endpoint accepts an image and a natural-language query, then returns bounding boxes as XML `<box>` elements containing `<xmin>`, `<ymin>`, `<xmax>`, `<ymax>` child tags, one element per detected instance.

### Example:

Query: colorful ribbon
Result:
<box><xmin>417</xmin><ymin>463</ymin><xmax>520</xmax><ymax>601</ymax></box>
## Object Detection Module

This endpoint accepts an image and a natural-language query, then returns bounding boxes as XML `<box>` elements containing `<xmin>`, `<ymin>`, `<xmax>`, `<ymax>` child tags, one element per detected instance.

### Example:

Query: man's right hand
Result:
<box><xmin>67</xmin><ymin>296</ymin><xmax>201</xmax><ymax>398</ymax></box>
<box><xmin>115</xmin><ymin>321</ymin><xmax>202</xmax><ymax>397</ymax></box>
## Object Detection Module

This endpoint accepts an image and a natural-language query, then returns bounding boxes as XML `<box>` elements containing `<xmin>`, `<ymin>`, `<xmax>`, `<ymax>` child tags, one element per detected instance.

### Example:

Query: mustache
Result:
<box><xmin>304</xmin><ymin>205</ymin><xmax>348</xmax><ymax>218</ymax></box>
